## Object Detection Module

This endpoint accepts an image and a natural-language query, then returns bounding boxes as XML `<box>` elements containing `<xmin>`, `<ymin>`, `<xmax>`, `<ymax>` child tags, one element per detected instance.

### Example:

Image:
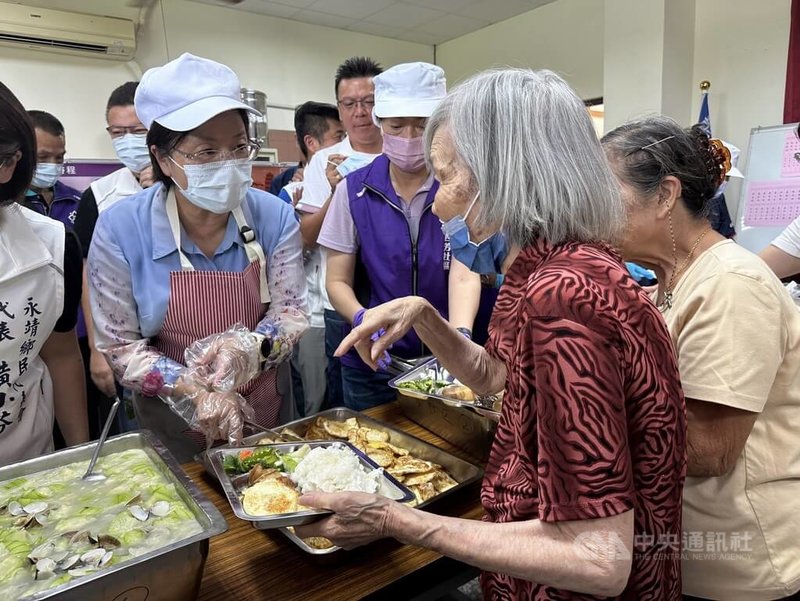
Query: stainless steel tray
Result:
<box><xmin>388</xmin><ymin>357</ymin><xmax>502</xmax><ymax>421</ymax></box>
<box><xmin>0</xmin><ymin>431</ymin><xmax>227</xmax><ymax>601</ymax></box>
<box><xmin>281</xmin><ymin>527</ymin><xmax>340</xmax><ymax>556</ymax></box>
<box><xmin>267</xmin><ymin>408</ymin><xmax>484</xmax><ymax>554</ymax></box>
<box><xmin>208</xmin><ymin>441</ymin><xmax>413</xmax><ymax>530</ymax></box>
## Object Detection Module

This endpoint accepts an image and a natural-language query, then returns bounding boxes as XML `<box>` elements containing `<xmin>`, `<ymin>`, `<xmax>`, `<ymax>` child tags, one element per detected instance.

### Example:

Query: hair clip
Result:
<box><xmin>640</xmin><ymin>136</ymin><xmax>675</xmax><ymax>150</ymax></box>
<box><xmin>709</xmin><ymin>138</ymin><xmax>732</xmax><ymax>176</ymax></box>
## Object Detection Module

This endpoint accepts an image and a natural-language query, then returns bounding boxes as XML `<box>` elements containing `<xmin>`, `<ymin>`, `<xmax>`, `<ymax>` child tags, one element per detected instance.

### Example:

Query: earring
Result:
<box><xmin>668</xmin><ymin>209</ymin><xmax>677</xmax><ymax>268</ymax></box>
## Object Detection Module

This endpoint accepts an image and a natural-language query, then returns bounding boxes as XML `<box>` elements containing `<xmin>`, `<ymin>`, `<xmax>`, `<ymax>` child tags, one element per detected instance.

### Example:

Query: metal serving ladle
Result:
<box><xmin>82</xmin><ymin>395</ymin><xmax>122</xmax><ymax>482</ymax></box>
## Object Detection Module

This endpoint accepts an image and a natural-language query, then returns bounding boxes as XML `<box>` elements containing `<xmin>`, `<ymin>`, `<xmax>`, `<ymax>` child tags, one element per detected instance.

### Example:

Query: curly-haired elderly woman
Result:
<box><xmin>603</xmin><ymin>117</ymin><xmax>800</xmax><ymax>601</ymax></box>
<box><xmin>296</xmin><ymin>69</ymin><xmax>687</xmax><ymax>600</ymax></box>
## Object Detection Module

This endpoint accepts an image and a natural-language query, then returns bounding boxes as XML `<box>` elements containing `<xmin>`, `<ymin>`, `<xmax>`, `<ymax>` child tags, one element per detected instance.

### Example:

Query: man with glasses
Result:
<box><xmin>73</xmin><ymin>82</ymin><xmax>155</xmax><ymax>438</ymax></box>
<box><xmin>294</xmin><ymin>56</ymin><xmax>383</xmax><ymax>411</ymax></box>
<box><xmin>22</xmin><ymin>110</ymin><xmax>82</xmax><ymax>227</ymax></box>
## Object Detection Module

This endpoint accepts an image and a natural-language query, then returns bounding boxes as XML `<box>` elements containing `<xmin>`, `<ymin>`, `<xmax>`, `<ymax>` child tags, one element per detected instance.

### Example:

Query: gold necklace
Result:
<box><xmin>660</xmin><ymin>226</ymin><xmax>711</xmax><ymax>310</ymax></box>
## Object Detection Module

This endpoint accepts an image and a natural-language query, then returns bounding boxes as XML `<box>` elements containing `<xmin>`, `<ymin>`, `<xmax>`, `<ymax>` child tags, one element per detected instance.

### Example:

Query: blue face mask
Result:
<box><xmin>441</xmin><ymin>191</ymin><xmax>508</xmax><ymax>275</ymax></box>
<box><xmin>30</xmin><ymin>162</ymin><xmax>62</xmax><ymax>189</ymax></box>
<box><xmin>334</xmin><ymin>154</ymin><xmax>374</xmax><ymax>177</ymax></box>
<box><xmin>112</xmin><ymin>133</ymin><xmax>150</xmax><ymax>173</ymax></box>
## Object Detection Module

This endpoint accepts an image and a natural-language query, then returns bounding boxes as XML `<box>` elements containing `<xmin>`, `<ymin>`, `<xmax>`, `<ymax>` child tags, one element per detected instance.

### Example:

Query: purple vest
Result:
<box><xmin>343</xmin><ymin>155</ymin><xmax>449</xmax><ymax>369</ymax></box>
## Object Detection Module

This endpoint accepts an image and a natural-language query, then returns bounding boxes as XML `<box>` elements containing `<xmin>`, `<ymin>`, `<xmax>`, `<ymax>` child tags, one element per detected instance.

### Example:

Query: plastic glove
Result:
<box><xmin>353</xmin><ymin>309</ymin><xmax>392</xmax><ymax>371</ymax></box>
<box><xmin>192</xmin><ymin>388</ymin><xmax>255</xmax><ymax>446</ymax></box>
<box><xmin>159</xmin><ymin>373</ymin><xmax>254</xmax><ymax>447</ymax></box>
<box><xmin>185</xmin><ymin>324</ymin><xmax>262</xmax><ymax>392</ymax></box>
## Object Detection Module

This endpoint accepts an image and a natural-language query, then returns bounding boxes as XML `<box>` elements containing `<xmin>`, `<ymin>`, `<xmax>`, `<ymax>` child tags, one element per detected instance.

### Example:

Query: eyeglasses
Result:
<box><xmin>0</xmin><ymin>149</ymin><xmax>20</xmax><ymax>168</ymax></box>
<box><xmin>172</xmin><ymin>141</ymin><xmax>261</xmax><ymax>164</ymax></box>
<box><xmin>337</xmin><ymin>96</ymin><xmax>375</xmax><ymax>111</ymax></box>
<box><xmin>106</xmin><ymin>125</ymin><xmax>149</xmax><ymax>138</ymax></box>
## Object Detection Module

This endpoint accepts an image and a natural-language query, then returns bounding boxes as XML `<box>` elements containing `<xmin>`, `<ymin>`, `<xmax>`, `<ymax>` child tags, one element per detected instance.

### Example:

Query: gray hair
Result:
<box><xmin>424</xmin><ymin>68</ymin><xmax>623</xmax><ymax>247</ymax></box>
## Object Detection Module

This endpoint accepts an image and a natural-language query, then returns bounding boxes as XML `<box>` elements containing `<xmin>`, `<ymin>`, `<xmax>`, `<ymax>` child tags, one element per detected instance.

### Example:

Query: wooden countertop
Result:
<box><xmin>189</xmin><ymin>402</ymin><xmax>485</xmax><ymax>601</ymax></box>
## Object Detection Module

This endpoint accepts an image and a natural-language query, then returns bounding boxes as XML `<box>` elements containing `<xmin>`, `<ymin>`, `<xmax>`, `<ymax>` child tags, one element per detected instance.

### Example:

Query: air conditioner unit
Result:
<box><xmin>0</xmin><ymin>2</ymin><xmax>135</xmax><ymax>61</ymax></box>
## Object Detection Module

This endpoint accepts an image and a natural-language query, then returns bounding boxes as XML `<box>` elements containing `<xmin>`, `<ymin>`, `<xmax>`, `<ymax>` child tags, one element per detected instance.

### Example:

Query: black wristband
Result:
<box><xmin>456</xmin><ymin>327</ymin><xmax>473</xmax><ymax>340</ymax></box>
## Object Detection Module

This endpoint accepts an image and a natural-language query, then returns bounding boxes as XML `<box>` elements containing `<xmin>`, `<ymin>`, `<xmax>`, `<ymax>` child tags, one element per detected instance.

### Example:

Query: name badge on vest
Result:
<box><xmin>443</xmin><ymin>235</ymin><xmax>451</xmax><ymax>271</ymax></box>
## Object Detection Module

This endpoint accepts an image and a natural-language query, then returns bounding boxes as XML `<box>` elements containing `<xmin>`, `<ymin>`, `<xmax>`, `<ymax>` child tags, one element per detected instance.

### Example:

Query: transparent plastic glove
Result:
<box><xmin>185</xmin><ymin>324</ymin><xmax>261</xmax><ymax>392</ymax></box>
<box><xmin>192</xmin><ymin>388</ymin><xmax>255</xmax><ymax>446</ymax></box>
<box><xmin>353</xmin><ymin>309</ymin><xmax>392</xmax><ymax>371</ymax></box>
<box><xmin>158</xmin><ymin>374</ymin><xmax>254</xmax><ymax>447</ymax></box>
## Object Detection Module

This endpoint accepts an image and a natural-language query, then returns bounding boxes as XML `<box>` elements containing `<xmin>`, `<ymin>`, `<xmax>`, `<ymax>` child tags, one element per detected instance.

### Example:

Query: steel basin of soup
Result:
<box><xmin>0</xmin><ymin>448</ymin><xmax>203</xmax><ymax>599</ymax></box>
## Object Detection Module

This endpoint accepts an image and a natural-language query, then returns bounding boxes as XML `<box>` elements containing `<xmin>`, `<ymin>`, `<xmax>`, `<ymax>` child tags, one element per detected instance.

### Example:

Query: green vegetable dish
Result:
<box><xmin>0</xmin><ymin>449</ymin><xmax>202</xmax><ymax>599</ymax></box>
<box><xmin>397</xmin><ymin>378</ymin><xmax>450</xmax><ymax>394</ymax></box>
<box><xmin>222</xmin><ymin>444</ymin><xmax>310</xmax><ymax>475</ymax></box>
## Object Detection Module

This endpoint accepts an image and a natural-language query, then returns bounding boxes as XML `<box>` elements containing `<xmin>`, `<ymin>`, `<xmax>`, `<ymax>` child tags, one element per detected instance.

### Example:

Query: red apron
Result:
<box><xmin>133</xmin><ymin>190</ymin><xmax>281</xmax><ymax>461</ymax></box>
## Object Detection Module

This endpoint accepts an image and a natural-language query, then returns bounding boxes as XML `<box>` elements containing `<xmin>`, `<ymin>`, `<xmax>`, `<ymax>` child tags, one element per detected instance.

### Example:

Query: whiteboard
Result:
<box><xmin>736</xmin><ymin>122</ymin><xmax>800</xmax><ymax>253</ymax></box>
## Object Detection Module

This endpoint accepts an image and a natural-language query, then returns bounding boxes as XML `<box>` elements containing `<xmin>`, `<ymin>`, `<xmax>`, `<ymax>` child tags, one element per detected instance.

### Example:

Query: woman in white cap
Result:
<box><xmin>88</xmin><ymin>53</ymin><xmax>308</xmax><ymax>461</ymax></box>
<box><xmin>318</xmin><ymin>61</ymin><xmax>494</xmax><ymax>410</ymax></box>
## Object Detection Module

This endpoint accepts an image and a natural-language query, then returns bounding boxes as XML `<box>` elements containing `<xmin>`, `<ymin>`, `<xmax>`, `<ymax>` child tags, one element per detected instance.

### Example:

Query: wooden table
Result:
<box><xmin>190</xmin><ymin>402</ymin><xmax>485</xmax><ymax>601</ymax></box>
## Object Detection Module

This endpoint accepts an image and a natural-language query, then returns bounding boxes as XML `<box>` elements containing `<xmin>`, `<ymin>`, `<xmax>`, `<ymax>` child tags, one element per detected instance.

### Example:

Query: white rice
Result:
<box><xmin>290</xmin><ymin>444</ymin><xmax>382</xmax><ymax>494</ymax></box>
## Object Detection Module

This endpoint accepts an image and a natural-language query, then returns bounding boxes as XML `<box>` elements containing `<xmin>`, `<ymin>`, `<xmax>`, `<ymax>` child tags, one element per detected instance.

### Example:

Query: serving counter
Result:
<box><xmin>192</xmin><ymin>401</ymin><xmax>486</xmax><ymax>601</ymax></box>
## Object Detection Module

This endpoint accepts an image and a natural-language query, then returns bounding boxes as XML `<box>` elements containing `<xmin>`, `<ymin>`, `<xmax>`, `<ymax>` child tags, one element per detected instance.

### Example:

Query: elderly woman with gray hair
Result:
<box><xmin>296</xmin><ymin>68</ymin><xmax>687</xmax><ymax>600</ymax></box>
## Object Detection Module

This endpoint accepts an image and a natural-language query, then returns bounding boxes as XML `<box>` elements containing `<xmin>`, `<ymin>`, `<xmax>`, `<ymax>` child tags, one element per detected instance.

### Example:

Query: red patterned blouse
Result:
<box><xmin>481</xmin><ymin>240</ymin><xmax>686</xmax><ymax>600</ymax></box>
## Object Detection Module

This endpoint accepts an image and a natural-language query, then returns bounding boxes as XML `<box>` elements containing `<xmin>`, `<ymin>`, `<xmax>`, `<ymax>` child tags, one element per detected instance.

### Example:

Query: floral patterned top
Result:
<box><xmin>87</xmin><ymin>183</ymin><xmax>308</xmax><ymax>397</ymax></box>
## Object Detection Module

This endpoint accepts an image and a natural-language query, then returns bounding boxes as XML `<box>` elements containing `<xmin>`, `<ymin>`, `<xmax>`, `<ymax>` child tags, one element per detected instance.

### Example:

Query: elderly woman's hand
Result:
<box><xmin>336</xmin><ymin>297</ymin><xmax>430</xmax><ymax>369</ymax></box>
<box><xmin>294</xmin><ymin>491</ymin><xmax>397</xmax><ymax>550</ymax></box>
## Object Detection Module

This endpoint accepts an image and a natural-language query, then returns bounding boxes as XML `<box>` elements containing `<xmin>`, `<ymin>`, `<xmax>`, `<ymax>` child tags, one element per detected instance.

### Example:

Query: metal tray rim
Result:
<box><xmin>278</xmin><ymin>526</ymin><xmax>341</xmax><ymax>555</ymax></box>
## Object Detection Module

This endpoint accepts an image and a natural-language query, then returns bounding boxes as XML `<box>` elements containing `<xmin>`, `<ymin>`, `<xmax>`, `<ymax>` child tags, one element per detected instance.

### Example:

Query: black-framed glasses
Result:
<box><xmin>172</xmin><ymin>141</ymin><xmax>261</xmax><ymax>164</ymax></box>
<box><xmin>337</xmin><ymin>96</ymin><xmax>375</xmax><ymax>111</ymax></box>
<box><xmin>106</xmin><ymin>125</ymin><xmax>149</xmax><ymax>138</ymax></box>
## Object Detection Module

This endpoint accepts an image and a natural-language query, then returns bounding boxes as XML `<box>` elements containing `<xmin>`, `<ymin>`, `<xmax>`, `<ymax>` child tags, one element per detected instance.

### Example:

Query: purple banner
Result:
<box><xmin>60</xmin><ymin>159</ymin><xmax>123</xmax><ymax>193</ymax></box>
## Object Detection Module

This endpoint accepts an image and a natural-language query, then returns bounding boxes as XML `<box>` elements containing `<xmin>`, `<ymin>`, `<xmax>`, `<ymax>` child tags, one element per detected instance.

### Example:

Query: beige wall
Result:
<box><xmin>435</xmin><ymin>0</ymin><xmax>604</xmax><ymax>100</ymax></box>
<box><xmin>0</xmin><ymin>0</ymin><xmax>433</xmax><ymax>159</ymax></box>
<box><xmin>603</xmin><ymin>0</ymin><xmax>668</xmax><ymax>131</ymax></box>
<box><xmin>144</xmin><ymin>0</ymin><xmax>434</xmax><ymax>132</ymax></box>
<box><xmin>0</xmin><ymin>0</ymin><xmax>791</xmax><ymax>185</ymax></box>
<box><xmin>692</xmin><ymin>0</ymin><xmax>790</xmax><ymax>219</ymax></box>
<box><xmin>0</xmin><ymin>48</ymin><xmax>143</xmax><ymax>160</ymax></box>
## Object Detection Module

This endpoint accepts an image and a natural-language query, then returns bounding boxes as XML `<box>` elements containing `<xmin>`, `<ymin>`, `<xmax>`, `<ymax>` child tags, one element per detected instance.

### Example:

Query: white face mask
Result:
<box><xmin>112</xmin><ymin>133</ymin><xmax>150</xmax><ymax>173</ymax></box>
<box><xmin>169</xmin><ymin>157</ymin><xmax>253</xmax><ymax>214</ymax></box>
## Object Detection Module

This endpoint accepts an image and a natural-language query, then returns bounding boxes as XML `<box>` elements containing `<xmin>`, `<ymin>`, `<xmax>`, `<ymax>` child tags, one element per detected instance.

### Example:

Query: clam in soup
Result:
<box><xmin>0</xmin><ymin>449</ymin><xmax>202</xmax><ymax>599</ymax></box>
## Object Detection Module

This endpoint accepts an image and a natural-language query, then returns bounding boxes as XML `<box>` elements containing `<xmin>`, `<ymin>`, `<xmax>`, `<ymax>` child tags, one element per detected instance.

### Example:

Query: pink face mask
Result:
<box><xmin>382</xmin><ymin>133</ymin><xmax>426</xmax><ymax>173</ymax></box>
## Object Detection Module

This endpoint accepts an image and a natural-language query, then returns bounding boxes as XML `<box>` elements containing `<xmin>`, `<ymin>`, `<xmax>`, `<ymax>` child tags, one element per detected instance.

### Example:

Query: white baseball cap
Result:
<box><xmin>723</xmin><ymin>141</ymin><xmax>744</xmax><ymax>178</ymax></box>
<box><xmin>372</xmin><ymin>62</ymin><xmax>446</xmax><ymax>125</ymax></box>
<box><xmin>135</xmin><ymin>53</ymin><xmax>261</xmax><ymax>131</ymax></box>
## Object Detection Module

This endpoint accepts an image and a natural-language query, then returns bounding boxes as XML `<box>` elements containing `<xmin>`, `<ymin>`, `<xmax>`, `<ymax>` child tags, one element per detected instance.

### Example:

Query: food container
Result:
<box><xmin>208</xmin><ymin>441</ymin><xmax>413</xmax><ymax>530</ymax></box>
<box><xmin>272</xmin><ymin>408</ymin><xmax>483</xmax><ymax>497</ymax></box>
<box><xmin>0</xmin><ymin>431</ymin><xmax>227</xmax><ymax>601</ymax></box>
<box><xmin>397</xmin><ymin>396</ymin><xmax>496</xmax><ymax>462</ymax></box>
<box><xmin>266</xmin><ymin>408</ymin><xmax>484</xmax><ymax>553</ymax></box>
<box><xmin>388</xmin><ymin>357</ymin><xmax>502</xmax><ymax>422</ymax></box>
<box><xmin>280</xmin><ymin>527</ymin><xmax>339</xmax><ymax>556</ymax></box>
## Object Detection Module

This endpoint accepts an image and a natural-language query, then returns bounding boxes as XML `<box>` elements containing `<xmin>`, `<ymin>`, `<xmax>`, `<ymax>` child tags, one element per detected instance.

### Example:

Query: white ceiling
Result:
<box><xmin>189</xmin><ymin>0</ymin><xmax>556</xmax><ymax>45</ymax></box>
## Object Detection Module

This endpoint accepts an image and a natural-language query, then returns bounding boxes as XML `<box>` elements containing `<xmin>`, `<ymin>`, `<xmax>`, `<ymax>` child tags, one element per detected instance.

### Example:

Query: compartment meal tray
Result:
<box><xmin>208</xmin><ymin>441</ymin><xmax>413</xmax><ymax>530</ymax></box>
<box><xmin>388</xmin><ymin>357</ymin><xmax>502</xmax><ymax>421</ymax></box>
